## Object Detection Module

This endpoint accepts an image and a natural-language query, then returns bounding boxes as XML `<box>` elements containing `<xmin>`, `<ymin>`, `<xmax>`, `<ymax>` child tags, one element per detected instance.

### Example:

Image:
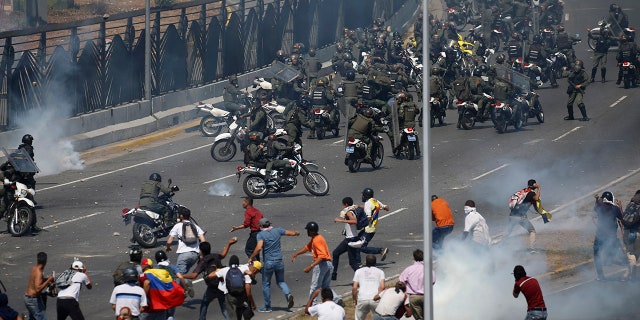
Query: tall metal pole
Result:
<box><xmin>423</xmin><ymin>1</ymin><xmax>433</xmax><ymax>320</ymax></box>
<box><xmin>145</xmin><ymin>0</ymin><xmax>151</xmax><ymax>102</ymax></box>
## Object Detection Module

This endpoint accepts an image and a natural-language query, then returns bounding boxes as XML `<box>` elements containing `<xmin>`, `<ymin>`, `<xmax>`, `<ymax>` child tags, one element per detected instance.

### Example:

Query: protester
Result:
<box><xmin>512</xmin><ymin>265</ymin><xmax>547</xmax><ymax>320</ymax></box>
<box><xmin>230</xmin><ymin>197</ymin><xmax>264</xmax><ymax>261</ymax></box>
<box><xmin>56</xmin><ymin>260</ymin><xmax>92</xmax><ymax>320</ymax></box>
<box><xmin>305</xmin><ymin>288</ymin><xmax>346</xmax><ymax>319</ymax></box>
<box><xmin>373</xmin><ymin>282</ymin><xmax>411</xmax><ymax>320</ymax></box>
<box><xmin>398</xmin><ymin>249</ymin><xmax>424</xmax><ymax>320</ymax></box>
<box><xmin>25</xmin><ymin>252</ymin><xmax>55</xmax><ymax>320</ymax></box>
<box><xmin>165</xmin><ymin>207</ymin><xmax>206</xmax><ymax>298</ymax></box>
<box><xmin>0</xmin><ymin>292</ymin><xmax>23</xmax><ymax>320</ymax></box>
<box><xmin>352</xmin><ymin>255</ymin><xmax>385</xmax><ymax>320</ymax></box>
<box><xmin>109</xmin><ymin>266</ymin><xmax>148</xmax><ymax>319</ymax></box>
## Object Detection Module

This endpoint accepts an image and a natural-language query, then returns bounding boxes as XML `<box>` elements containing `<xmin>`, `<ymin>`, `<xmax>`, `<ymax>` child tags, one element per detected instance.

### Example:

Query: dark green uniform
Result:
<box><xmin>264</xmin><ymin>138</ymin><xmax>292</xmax><ymax>180</ymax></box>
<box><xmin>566</xmin><ymin>67</ymin><xmax>590</xmax><ymax>120</ymax></box>
<box><xmin>222</xmin><ymin>82</ymin><xmax>244</xmax><ymax>113</ymax></box>
<box><xmin>285</xmin><ymin>106</ymin><xmax>311</xmax><ymax>147</ymax></box>
<box><xmin>139</xmin><ymin>180</ymin><xmax>173</xmax><ymax>221</ymax></box>
<box><xmin>347</xmin><ymin>113</ymin><xmax>382</xmax><ymax>159</ymax></box>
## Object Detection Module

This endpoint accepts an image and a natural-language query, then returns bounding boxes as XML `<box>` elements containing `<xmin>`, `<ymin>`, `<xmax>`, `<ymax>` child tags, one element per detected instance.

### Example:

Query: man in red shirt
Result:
<box><xmin>230</xmin><ymin>197</ymin><xmax>264</xmax><ymax>261</ymax></box>
<box><xmin>512</xmin><ymin>265</ymin><xmax>547</xmax><ymax>320</ymax></box>
<box><xmin>431</xmin><ymin>195</ymin><xmax>455</xmax><ymax>252</ymax></box>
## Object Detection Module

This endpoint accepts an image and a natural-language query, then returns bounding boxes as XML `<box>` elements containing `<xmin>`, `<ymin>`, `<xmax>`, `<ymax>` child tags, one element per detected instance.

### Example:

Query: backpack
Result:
<box><xmin>55</xmin><ymin>269</ymin><xmax>77</xmax><ymax>289</ymax></box>
<box><xmin>352</xmin><ymin>207</ymin><xmax>370</xmax><ymax>230</ymax></box>
<box><xmin>622</xmin><ymin>201</ymin><xmax>640</xmax><ymax>228</ymax></box>
<box><xmin>202</xmin><ymin>255</ymin><xmax>222</xmax><ymax>288</ymax></box>
<box><xmin>225</xmin><ymin>266</ymin><xmax>245</xmax><ymax>296</ymax></box>
<box><xmin>181</xmin><ymin>221</ymin><xmax>198</xmax><ymax>245</ymax></box>
<box><xmin>509</xmin><ymin>188</ymin><xmax>530</xmax><ymax>210</ymax></box>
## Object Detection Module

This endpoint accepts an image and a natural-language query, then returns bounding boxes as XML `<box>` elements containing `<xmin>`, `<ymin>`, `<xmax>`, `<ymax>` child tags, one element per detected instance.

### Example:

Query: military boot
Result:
<box><xmin>601</xmin><ymin>68</ymin><xmax>606</xmax><ymax>83</ymax></box>
<box><xmin>590</xmin><ymin>68</ymin><xmax>597</xmax><ymax>83</ymax></box>
<box><xmin>564</xmin><ymin>105</ymin><xmax>575</xmax><ymax>120</ymax></box>
<box><xmin>578</xmin><ymin>103</ymin><xmax>589</xmax><ymax>121</ymax></box>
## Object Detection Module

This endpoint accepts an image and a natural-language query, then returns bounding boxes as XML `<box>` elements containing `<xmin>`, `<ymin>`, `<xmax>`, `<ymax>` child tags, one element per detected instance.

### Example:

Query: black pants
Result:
<box><xmin>332</xmin><ymin>237</ymin><xmax>361</xmax><ymax>274</ymax></box>
<box><xmin>245</xmin><ymin>231</ymin><xmax>260</xmax><ymax>261</ymax></box>
<box><xmin>57</xmin><ymin>298</ymin><xmax>85</xmax><ymax>320</ymax></box>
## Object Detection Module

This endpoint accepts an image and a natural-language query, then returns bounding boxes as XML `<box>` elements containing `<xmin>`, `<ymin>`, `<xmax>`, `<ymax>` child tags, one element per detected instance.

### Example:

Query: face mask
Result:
<box><xmin>574</xmin><ymin>65</ymin><xmax>581</xmax><ymax>72</ymax></box>
<box><xmin>464</xmin><ymin>206</ymin><xmax>474</xmax><ymax>215</ymax></box>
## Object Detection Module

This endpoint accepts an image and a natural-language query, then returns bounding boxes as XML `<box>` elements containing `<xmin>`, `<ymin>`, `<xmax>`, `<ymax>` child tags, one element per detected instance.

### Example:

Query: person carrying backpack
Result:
<box><xmin>165</xmin><ymin>207</ymin><xmax>206</xmax><ymax>299</ymax></box>
<box><xmin>504</xmin><ymin>179</ymin><xmax>542</xmax><ymax>253</ymax></box>
<box><xmin>183</xmin><ymin>239</ymin><xmax>238</xmax><ymax>320</ymax></box>
<box><xmin>331</xmin><ymin>197</ymin><xmax>363</xmax><ymax>281</ymax></box>
<box><xmin>622</xmin><ymin>190</ymin><xmax>640</xmax><ymax>281</ymax></box>
<box><xmin>56</xmin><ymin>260</ymin><xmax>92</xmax><ymax>320</ymax></box>
<box><xmin>206</xmin><ymin>255</ymin><xmax>261</xmax><ymax>320</ymax></box>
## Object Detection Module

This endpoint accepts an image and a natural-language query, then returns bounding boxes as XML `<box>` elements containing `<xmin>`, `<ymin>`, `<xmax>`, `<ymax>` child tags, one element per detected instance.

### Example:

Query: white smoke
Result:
<box><xmin>208</xmin><ymin>182</ymin><xmax>234</xmax><ymax>196</ymax></box>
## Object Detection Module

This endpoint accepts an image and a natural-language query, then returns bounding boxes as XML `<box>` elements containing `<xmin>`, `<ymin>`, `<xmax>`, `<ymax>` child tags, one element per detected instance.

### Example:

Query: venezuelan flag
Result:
<box><xmin>144</xmin><ymin>268</ymin><xmax>185</xmax><ymax>311</ymax></box>
<box><xmin>370</xmin><ymin>198</ymin><xmax>381</xmax><ymax>228</ymax></box>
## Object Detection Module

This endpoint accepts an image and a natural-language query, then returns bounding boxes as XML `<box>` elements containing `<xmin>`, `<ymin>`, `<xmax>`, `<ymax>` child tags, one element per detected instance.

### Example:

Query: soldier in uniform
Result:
<box><xmin>307</xmin><ymin>79</ymin><xmax>336</xmax><ymax>139</ymax></box>
<box><xmin>264</xmin><ymin>134</ymin><xmax>293</xmax><ymax>183</ymax></box>
<box><xmin>527</xmin><ymin>35</ymin><xmax>557</xmax><ymax>88</ymax></box>
<box><xmin>590</xmin><ymin>21</ymin><xmax>612</xmax><ymax>83</ymax></box>
<box><xmin>303</xmin><ymin>48</ymin><xmax>322</xmax><ymax>89</ymax></box>
<box><xmin>338</xmin><ymin>69</ymin><xmax>361</xmax><ymax>119</ymax></box>
<box><xmin>616</xmin><ymin>35</ymin><xmax>639</xmax><ymax>86</ymax></box>
<box><xmin>139</xmin><ymin>173</ymin><xmax>175</xmax><ymax>224</ymax></box>
<box><xmin>554</xmin><ymin>25</ymin><xmax>576</xmax><ymax>67</ymax></box>
<box><xmin>347</xmin><ymin>108</ymin><xmax>383</xmax><ymax>161</ymax></box>
<box><xmin>397</xmin><ymin>93</ymin><xmax>420</xmax><ymax>158</ymax></box>
<box><xmin>565</xmin><ymin>60</ymin><xmax>590</xmax><ymax>121</ymax></box>
<box><xmin>285</xmin><ymin>97</ymin><xmax>312</xmax><ymax>147</ymax></box>
<box><xmin>223</xmin><ymin>75</ymin><xmax>245</xmax><ymax>113</ymax></box>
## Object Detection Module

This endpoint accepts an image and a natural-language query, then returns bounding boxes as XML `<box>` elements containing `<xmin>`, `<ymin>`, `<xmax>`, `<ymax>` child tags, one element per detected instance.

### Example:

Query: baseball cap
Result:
<box><xmin>71</xmin><ymin>260</ymin><xmax>84</xmax><ymax>270</ymax></box>
<box><xmin>141</xmin><ymin>258</ymin><xmax>153</xmax><ymax>269</ymax></box>
<box><xmin>251</xmin><ymin>260</ymin><xmax>262</xmax><ymax>271</ymax></box>
<box><xmin>259</xmin><ymin>218</ymin><xmax>271</xmax><ymax>228</ymax></box>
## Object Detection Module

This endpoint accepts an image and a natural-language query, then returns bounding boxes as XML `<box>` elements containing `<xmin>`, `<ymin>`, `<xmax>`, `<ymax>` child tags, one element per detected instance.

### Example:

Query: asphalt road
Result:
<box><xmin>0</xmin><ymin>0</ymin><xmax>639</xmax><ymax>319</ymax></box>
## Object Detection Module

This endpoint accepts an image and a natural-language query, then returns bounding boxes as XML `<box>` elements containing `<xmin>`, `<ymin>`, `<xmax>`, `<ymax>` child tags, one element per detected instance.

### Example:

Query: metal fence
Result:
<box><xmin>0</xmin><ymin>0</ymin><xmax>409</xmax><ymax>130</ymax></box>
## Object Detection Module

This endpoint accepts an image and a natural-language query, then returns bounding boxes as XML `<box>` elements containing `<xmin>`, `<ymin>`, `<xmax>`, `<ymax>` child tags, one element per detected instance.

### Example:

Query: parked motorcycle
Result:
<box><xmin>396</xmin><ymin>127</ymin><xmax>420</xmax><ymax>160</ymax></box>
<box><xmin>312</xmin><ymin>107</ymin><xmax>340</xmax><ymax>140</ymax></box>
<box><xmin>620</xmin><ymin>61</ymin><xmax>638</xmax><ymax>89</ymax></box>
<box><xmin>210</xmin><ymin>116</ymin><xmax>248</xmax><ymax>162</ymax></box>
<box><xmin>121</xmin><ymin>179</ymin><xmax>183</xmax><ymax>248</ymax></box>
<box><xmin>344</xmin><ymin>132</ymin><xmax>385</xmax><ymax>173</ymax></box>
<box><xmin>457</xmin><ymin>100</ymin><xmax>479</xmax><ymax>130</ymax></box>
<box><xmin>196</xmin><ymin>96</ymin><xmax>249</xmax><ymax>137</ymax></box>
<box><xmin>430</xmin><ymin>97</ymin><xmax>446</xmax><ymax>127</ymax></box>
<box><xmin>236</xmin><ymin>144</ymin><xmax>329</xmax><ymax>199</ymax></box>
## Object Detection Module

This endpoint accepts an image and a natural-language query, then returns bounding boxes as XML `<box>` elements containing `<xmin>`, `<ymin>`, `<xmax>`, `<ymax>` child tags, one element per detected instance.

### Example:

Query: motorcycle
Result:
<box><xmin>447</xmin><ymin>1</ymin><xmax>473</xmax><ymax>31</ymax></box>
<box><xmin>210</xmin><ymin>116</ymin><xmax>248</xmax><ymax>162</ymax></box>
<box><xmin>524</xmin><ymin>91</ymin><xmax>544</xmax><ymax>124</ymax></box>
<box><xmin>396</xmin><ymin>127</ymin><xmax>420</xmax><ymax>160</ymax></box>
<box><xmin>195</xmin><ymin>96</ymin><xmax>249</xmax><ymax>137</ymax></box>
<box><xmin>344</xmin><ymin>130</ymin><xmax>385</xmax><ymax>173</ymax></box>
<box><xmin>519</xmin><ymin>58</ymin><xmax>557</xmax><ymax>89</ymax></box>
<box><xmin>236</xmin><ymin>144</ymin><xmax>329</xmax><ymax>199</ymax></box>
<box><xmin>539</xmin><ymin>0</ymin><xmax>564</xmax><ymax>27</ymax></box>
<box><xmin>430</xmin><ymin>96</ymin><xmax>446</xmax><ymax>127</ymax></box>
<box><xmin>312</xmin><ymin>106</ymin><xmax>340</xmax><ymax>140</ymax></box>
<box><xmin>493</xmin><ymin>98</ymin><xmax>524</xmax><ymax>134</ymax></box>
<box><xmin>1</xmin><ymin>179</ymin><xmax>37</xmax><ymax>237</ymax></box>
<box><xmin>620</xmin><ymin>61</ymin><xmax>638</xmax><ymax>89</ymax></box>
<box><xmin>550</xmin><ymin>51</ymin><xmax>569</xmax><ymax>79</ymax></box>
<box><xmin>587</xmin><ymin>22</ymin><xmax>617</xmax><ymax>51</ymax></box>
<box><xmin>456</xmin><ymin>100</ymin><xmax>480</xmax><ymax>130</ymax></box>
<box><xmin>121</xmin><ymin>179</ymin><xmax>182</xmax><ymax>248</ymax></box>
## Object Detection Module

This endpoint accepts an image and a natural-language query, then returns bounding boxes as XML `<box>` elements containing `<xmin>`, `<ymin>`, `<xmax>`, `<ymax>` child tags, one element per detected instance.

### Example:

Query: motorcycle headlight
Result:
<box><xmin>20</xmin><ymin>189</ymin><xmax>27</xmax><ymax>197</ymax></box>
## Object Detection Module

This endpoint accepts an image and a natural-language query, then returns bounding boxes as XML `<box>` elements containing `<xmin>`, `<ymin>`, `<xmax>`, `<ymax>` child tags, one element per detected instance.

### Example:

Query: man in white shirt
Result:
<box><xmin>206</xmin><ymin>255</ymin><xmax>261</xmax><ymax>320</ymax></box>
<box><xmin>165</xmin><ymin>208</ymin><xmax>206</xmax><ymax>298</ymax></box>
<box><xmin>462</xmin><ymin>200</ymin><xmax>492</xmax><ymax>249</ymax></box>
<box><xmin>331</xmin><ymin>197</ymin><xmax>361</xmax><ymax>280</ymax></box>
<box><xmin>109</xmin><ymin>266</ymin><xmax>148</xmax><ymax>318</ymax></box>
<box><xmin>56</xmin><ymin>260</ymin><xmax>92</xmax><ymax>320</ymax></box>
<box><xmin>305</xmin><ymin>288</ymin><xmax>346</xmax><ymax>320</ymax></box>
<box><xmin>352</xmin><ymin>255</ymin><xmax>385</xmax><ymax>320</ymax></box>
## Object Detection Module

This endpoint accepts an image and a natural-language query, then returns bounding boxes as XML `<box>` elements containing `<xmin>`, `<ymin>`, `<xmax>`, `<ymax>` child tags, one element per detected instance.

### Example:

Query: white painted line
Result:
<box><xmin>471</xmin><ymin>164</ymin><xmax>509</xmax><ymax>181</ymax></box>
<box><xmin>564</xmin><ymin>13</ymin><xmax>569</xmax><ymax>21</ymax></box>
<box><xmin>38</xmin><ymin>144</ymin><xmax>211</xmax><ymax>192</ymax></box>
<box><xmin>43</xmin><ymin>212</ymin><xmax>106</xmax><ymax>229</ymax></box>
<box><xmin>609</xmin><ymin>95</ymin><xmax>627</xmax><ymax>108</ymax></box>
<box><xmin>524</xmin><ymin>139</ymin><xmax>543</xmax><ymax>145</ymax></box>
<box><xmin>203</xmin><ymin>173</ymin><xmax>237</xmax><ymax>184</ymax></box>
<box><xmin>332</xmin><ymin>139</ymin><xmax>345</xmax><ymax>145</ymax></box>
<box><xmin>379</xmin><ymin>208</ymin><xmax>407</xmax><ymax>221</ymax></box>
<box><xmin>553</xmin><ymin>127</ymin><xmax>581</xmax><ymax>142</ymax></box>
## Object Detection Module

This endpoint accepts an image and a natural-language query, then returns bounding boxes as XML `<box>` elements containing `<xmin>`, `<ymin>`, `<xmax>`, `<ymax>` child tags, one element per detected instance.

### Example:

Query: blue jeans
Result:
<box><xmin>176</xmin><ymin>251</ymin><xmax>199</xmax><ymax>274</ymax></box>
<box><xmin>432</xmin><ymin>225</ymin><xmax>454</xmax><ymax>250</ymax></box>
<box><xmin>262</xmin><ymin>259</ymin><xmax>291</xmax><ymax>308</ymax></box>
<box><xmin>199</xmin><ymin>286</ymin><xmax>230</xmax><ymax>320</ymax></box>
<box><xmin>24</xmin><ymin>296</ymin><xmax>47</xmax><ymax>320</ymax></box>
<box><xmin>358</xmin><ymin>231</ymin><xmax>383</xmax><ymax>254</ymax></box>
<box><xmin>525</xmin><ymin>309</ymin><xmax>547</xmax><ymax>320</ymax></box>
<box><xmin>309</xmin><ymin>261</ymin><xmax>340</xmax><ymax>304</ymax></box>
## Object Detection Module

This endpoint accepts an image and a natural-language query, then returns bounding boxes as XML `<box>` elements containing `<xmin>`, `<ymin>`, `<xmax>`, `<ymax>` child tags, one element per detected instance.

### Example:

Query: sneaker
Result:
<box><xmin>381</xmin><ymin>248</ymin><xmax>389</xmax><ymax>261</ymax></box>
<box><xmin>331</xmin><ymin>273</ymin><xmax>337</xmax><ymax>281</ymax></box>
<box><xmin>336</xmin><ymin>299</ymin><xmax>345</xmax><ymax>308</ymax></box>
<box><xmin>616</xmin><ymin>80</ymin><xmax>621</xmax><ymax>85</ymax></box>
<box><xmin>257</xmin><ymin>307</ymin><xmax>272</xmax><ymax>313</ymax></box>
<box><xmin>287</xmin><ymin>294</ymin><xmax>295</xmax><ymax>309</ymax></box>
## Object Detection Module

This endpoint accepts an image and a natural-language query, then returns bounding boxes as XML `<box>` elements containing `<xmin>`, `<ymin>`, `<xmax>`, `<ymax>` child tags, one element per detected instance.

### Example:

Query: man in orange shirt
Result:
<box><xmin>431</xmin><ymin>195</ymin><xmax>455</xmax><ymax>252</ymax></box>
<box><xmin>292</xmin><ymin>221</ymin><xmax>344</xmax><ymax>306</ymax></box>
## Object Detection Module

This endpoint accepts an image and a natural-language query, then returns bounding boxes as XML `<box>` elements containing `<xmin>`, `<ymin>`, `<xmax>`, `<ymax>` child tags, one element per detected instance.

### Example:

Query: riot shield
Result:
<box><xmin>495</xmin><ymin>65</ymin><xmax>531</xmax><ymax>94</ymax></box>
<box><xmin>1</xmin><ymin>148</ymin><xmax>39</xmax><ymax>173</ymax></box>
<box><xmin>264</xmin><ymin>61</ymin><xmax>304</xmax><ymax>83</ymax></box>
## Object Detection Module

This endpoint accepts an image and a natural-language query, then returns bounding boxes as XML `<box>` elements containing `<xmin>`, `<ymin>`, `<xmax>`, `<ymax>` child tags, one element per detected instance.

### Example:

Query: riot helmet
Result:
<box><xmin>316</xmin><ymin>79</ymin><xmax>326</xmax><ymax>87</ymax></box>
<box><xmin>574</xmin><ymin>59</ymin><xmax>584</xmax><ymax>71</ymax></box>
<box><xmin>149</xmin><ymin>173</ymin><xmax>161</xmax><ymax>182</ymax></box>
<box><xmin>345</xmin><ymin>69</ymin><xmax>356</xmax><ymax>81</ymax></box>
<box><xmin>461</xmin><ymin>69</ymin><xmax>471</xmax><ymax>77</ymax></box>
<box><xmin>533</xmin><ymin>35</ymin><xmax>542</xmax><ymax>44</ymax></box>
<box><xmin>495</xmin><ymin>54</ymin><xmax>505</xmax><ymax>64</ymax></box>
<box><xmin>556</xmin><ymin>25</ymin><xmax>565</xmax><ymax>33</ymax></box>
<box><xmin>362</xmin><ymin>187</ymin><xmax>374</xmax><ymax>202</ymax></box>
<box><xmin>122</xmin><ymin>267</ymin><xmax>139</xmax><ymax>283</ymax></box>
<box><xmin>305</xmin><ymin>221</ymin><xmax>319</xmax><ymax>232</ymax></box>
<box><xmin>290</xmin><ymin>54</ymin><xmax>300</xmax><ymax>65</ymax></box>
<box><xmin>229</xmin><ymin>74</ymin><xmax>238</xmax><ymax>86</ymax></box>
<box><xmin>275</xmin><ymin>49</ymin><xmax>286</xmax><ymax>62</ymax></box>
<box><xmin>363</xmin><ymin>108</ymin><xmax>374</xmax><ymax>118</ymax></box>
<box><xmin>308</xmin><ymin>47</ymin><xmax>317</xmax><ymax>57</ymax></box>
<box><xmin>155</xmin><ymin>250</ymin><xmax>168</xmax><ymax>263</ymax></box>
<box><xmin>22</xmin><ymin>134</ymin><xmax>34</xmax><ymax>146</ymax></box>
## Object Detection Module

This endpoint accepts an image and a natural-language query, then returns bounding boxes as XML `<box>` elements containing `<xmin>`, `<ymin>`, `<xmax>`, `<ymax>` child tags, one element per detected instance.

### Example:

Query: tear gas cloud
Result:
<box><xmin>208</xmin><ymin>182</ymin><xmax>233</xmax><ymax>197</ymax></box>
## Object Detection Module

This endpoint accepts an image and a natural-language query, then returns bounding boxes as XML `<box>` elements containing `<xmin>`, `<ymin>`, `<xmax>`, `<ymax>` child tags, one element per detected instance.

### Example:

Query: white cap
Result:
<box><xmin>71</xmin><ymin>260</ymin><xmax>84</xmax><ymax>270</ymax></box>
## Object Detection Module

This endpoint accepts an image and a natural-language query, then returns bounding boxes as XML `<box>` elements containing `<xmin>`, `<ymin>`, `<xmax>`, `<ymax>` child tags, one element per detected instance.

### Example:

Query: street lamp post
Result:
<box><xmin>145</xmin><ymin>0</ymin><xmax>151</xmax><ymax>103</ymax></box>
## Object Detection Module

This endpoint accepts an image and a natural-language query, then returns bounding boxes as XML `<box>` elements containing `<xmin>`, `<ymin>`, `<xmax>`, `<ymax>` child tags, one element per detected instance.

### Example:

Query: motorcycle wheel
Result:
<box><xmin>534</xmin><ymin>101</ymin><xmax>545</xmax><ymax>123</ymax></box>
<box><xmin>199</xmin><ymin>115</ymin><xmax>225</xmax><ymax>137</ymax></box>
<box><xmin>372</xmin><ymin>144</ymin><xmax>384</xmax><ymax>169</ymax></box>
<box><xmin>347</xmin><ymin>159</ymin><xmax>361</xmax><ymax>173</ymax></box>
<box><xmin>303</xmin><ymin>171</ymin><xmax>330</xmax><ymax>196</ymax></box>
<box><xmin>132</xmin><ymin>222</ymin><xmax>157</xmax><ymax>248</ymax></box>
<box><xmin>316</xmin><ymin>126</ymin><xmax>326</xmax><ymax>140</ymax></box>
<box><xmin>243</xmin><ymin>175</ymin><xmax>269</xmax><ymax>199</ymax></box>
<box><xmin>461</xmin><ymin>109</ymin><xmax>476</xmax><ymax>130</ymax></box>
<box><xmin>7</xmin><ymin>206</ymin><xmax>33</xmax><ymax>237</ymax></box>
<box><xmin>513</xmin><ymin>110</ymin><xmax>523</xmax><ymax>131</ymax></box>
<box><xmin>624</xmin><ymin>75</ymin><xmax>631</xmax><ymax>89</ymax></box>
<box><xmin>587</xmin><ymin>36</ymin><xmax>597</xmax><ymax>51</ymax></box>
<box><xmin>210</xmin><ymin>139</ymin><xmax>237</xmax><ymax>162</ymax></box>
<box><xmin>408</xmin><ymin>142</ymin><xmax>416</xmax><ymax>160</ymax></box>
<box><xmin>496</xmin><ymin>120</ymin><xmax>507</xmax><ymax>134</ymax></box>
<box><xmin>430</xmin><ymin>113</ymin><xmax>436</xmax><ymax>128</ymax></box>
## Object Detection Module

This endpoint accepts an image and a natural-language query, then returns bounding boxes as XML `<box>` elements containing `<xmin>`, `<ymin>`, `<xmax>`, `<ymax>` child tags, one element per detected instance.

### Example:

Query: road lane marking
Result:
<box><xmin>379</xmin><ymin>208</ymin><xmax>407</xmax><ymax>221</ymax></box>
<box><xmin>203</xmin><ymin>173</ymin><xmax>237</xmax><ymax>184</ymax></box>
<box><xmin>38</xmin><ymin>144</ymin><xmax>211</xmax><ymax>192</ymax></box>
<box><xmin>553</xmin><ymin>127</ymin><xmax>581</xmax><ymax>141</ymax></box>
<box><xmin>564</xmin><ymin>13</ymin><xmax>569</xmax><ymax>21</ymax></box>
<box><xmin>471</xmin><ymin>164</ymin><xmax>509</xmax><ymax>181</ymax></box>
<box><xmin>609</xmin><ymin>95</ymin><xmax>627</xmax><ymax>108</ymax></box>
<box><xmin>524</xmin><ymin>139</ymin><xmax>543</xmax><ymax>145</ymax></box>
<box><xmin>43</xmin><ymin>211</ymin><xmax>106</xmax><ymax>230</ymax></box>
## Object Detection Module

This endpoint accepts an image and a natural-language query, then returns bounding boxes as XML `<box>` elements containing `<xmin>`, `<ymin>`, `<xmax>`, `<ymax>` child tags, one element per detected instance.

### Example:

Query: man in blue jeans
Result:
<box><xmin>25</xmin><ymin>252</ymin><xmax>55</xmax><ymax>320</ymax></box>
<box><xmin>249</xmin><ymin>218</ymin><xmax>299</xmax><ymax>312</ymax></box>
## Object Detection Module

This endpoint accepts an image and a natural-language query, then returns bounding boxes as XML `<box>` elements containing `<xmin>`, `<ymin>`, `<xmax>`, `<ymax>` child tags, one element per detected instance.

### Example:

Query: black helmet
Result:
<box><xmin>308</xmin><ymin>48</ymin><xmax>316</xmax><ymax>57</ymax></box>
<box><xmin>363</xmin><ymin>108</ymin><xmax>374</xmax><ymax>118</ymax></box>
<box><xmin>472</xmin><ymin>68</ymin><xmax>482</xmax><ymax>77</ymax></box>
<box><xmin>495</xmin><ymin>54</ymin><xmax>505</xmax><ymax>64</ymax></box>
<box><xmin>155</xmin><ymin>250</ymin><xmax>168</xmax><ymax>263</ymax></box>
<box><xmin>345</xmin><ymin>69</ymin><xmax>356</xmax><ymax>81</ymax></box>
<box><xmin>362</xmin><ymin>187</ymin><xmax>374</xmax><ymax>202</ymax></box>
<box><xmin>129</xmin><ymin>246</ymin><xmax>142</xmax><ymax>262</ymax></box>
<box><xmin>22</xmin><ymin>134</ymin><xmax>34</xmax><ymax>145</ymax></box>
<box><xmin>305</xmin><ymin>221</ymin><xmax>319</xmax><ymax>232</ymax></box>
<box><xmin>533</xmin><ymin>35</ymin><xmax>542</xmax><ymax>44</ymax></box>
<box><xmin>149</xmin><ymin>173</ymin><xmax>161</xmax><ymax>182</ymax></box>
<box><xmin>620</xmin><ymin>35</ymin><xmax>628</xmax><ymax>43</ymax></box>
<box><xmin>461</xmin><ymin>69</ymin><xmax>471</xmax><ymax>77</ymax></box>
<box><xmin>478</xmin><ymin>64</ymin><xmax>488</xmax><ymax>74</ymax></box>
<box><xmin>574</xmin><ymin>59</ymin><xmax>584</xmax><ymax>69</ymax></box>
<box><xmin>601</xmin><ymin>191</ymin><xmax>614</xmax><ymax>202</ymax></box>
<box><xmin>556</xmin><ymin>25</ymin><xmax>565</xmax><ymax>32</ymax></box>
<box><xmin>122</xmin><ymin>266</ymin><xmax>139</xmax><ymax>283</ymax></box>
